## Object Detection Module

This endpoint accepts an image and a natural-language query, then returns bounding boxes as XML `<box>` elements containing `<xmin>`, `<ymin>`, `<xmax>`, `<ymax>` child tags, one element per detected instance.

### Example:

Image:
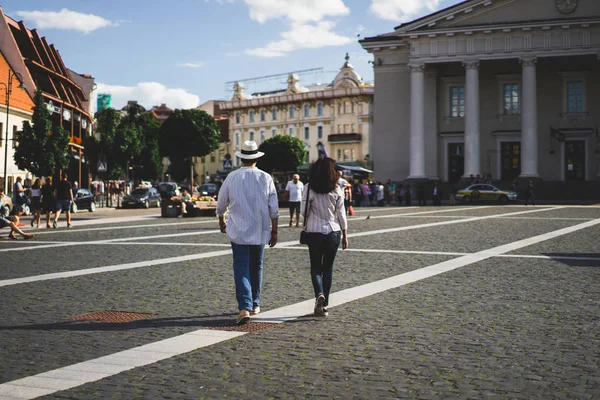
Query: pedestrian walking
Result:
<box><xmin>29</xmin><ymin>178</ymin><xmax>42</xmax><ymax>228</ymax></box>
<box><xmin>301</xmin><ymin>157</ymin><xmax>348</xmax><ymax>317</ymax></box>
<box><xmin>0</xmin><ymin>189</ymin><xmax>33</xmax><ymax>240</ymax></box>
<box><xmin>432</xmin><ymin>182</ymin><xmax>442</xmax><ymax>206</ymax></box>
<box><xmin>12</xmin><ymin>176</ymin><xmax>26</xmax><ymax>208</ymax></box>
<box><xmin>53</xmin><ymin>172</ymin><xmax>74</xmax><ymax>228</ymax></box>
<box><xmin>417</xmin><ymin>184</ymin><xmax>426</xmax><ymax>206</ymax></box>
<box><xmin>41</xmin><ymin>177</ymin><xmax>55</xmax><ymax>228</ymax></box>
<box><xmin>285</xmin><ymin>174</ymin><xmax>304</xmax><ymax>227</ymax></box>
<box><xmin>525</xmin><ymin>180</ymin><xmax>535</xmax><ymax>206</ymax></box>
<box><xmin>216</xmin><ymin>141</ymin><xmax>279</xmax><ymax>325</ymax></box>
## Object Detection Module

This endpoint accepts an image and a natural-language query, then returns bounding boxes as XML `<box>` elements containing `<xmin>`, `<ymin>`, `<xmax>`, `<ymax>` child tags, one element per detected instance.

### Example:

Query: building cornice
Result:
<box><xmin>220</xmin><ymin>87</ymin><xmax>374</xmax><ymax>111</ymax></box>
<box><xmin>400</xmin><ymin>18</ymin><xmax>600</xmax><ymax>39</ymax></box>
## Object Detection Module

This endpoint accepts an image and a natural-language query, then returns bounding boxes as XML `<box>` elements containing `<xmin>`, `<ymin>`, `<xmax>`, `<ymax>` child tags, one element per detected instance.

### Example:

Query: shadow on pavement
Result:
<box><xmin>543</xmin><ymin>253</ymin><xmax>600</xmax><ymax>267</ymax></box>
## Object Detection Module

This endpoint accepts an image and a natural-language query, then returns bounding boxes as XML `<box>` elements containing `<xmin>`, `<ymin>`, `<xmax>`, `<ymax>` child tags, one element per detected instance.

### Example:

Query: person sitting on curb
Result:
<box><xmin>0</xmin><ymin>189</ymin><xmax>34</xmax><ymax>240</ymax></box>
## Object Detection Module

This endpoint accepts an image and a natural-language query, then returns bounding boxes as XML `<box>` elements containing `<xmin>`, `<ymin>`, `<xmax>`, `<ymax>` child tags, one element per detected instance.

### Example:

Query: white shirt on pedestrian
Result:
<box><xmin>217</xmin><ymin>166</ymin><xmax>279</xmax><ymax>245</ymax></box>
<box><xmin>301</xmin><ymin>184</ymin><xmax>347</xmax><ymax>234</ymax></box>
<box><xmin>285</xmin><ymin>180</ymin><xmax>304</xmax><ymax>202</ymax></box>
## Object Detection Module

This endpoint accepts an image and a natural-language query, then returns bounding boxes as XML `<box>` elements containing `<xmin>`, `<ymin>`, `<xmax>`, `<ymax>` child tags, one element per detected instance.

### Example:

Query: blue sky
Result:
<box><xmin>3</xmin><ymin>0</ymin><xmax>462</xmax><ymax>110</ymax></box>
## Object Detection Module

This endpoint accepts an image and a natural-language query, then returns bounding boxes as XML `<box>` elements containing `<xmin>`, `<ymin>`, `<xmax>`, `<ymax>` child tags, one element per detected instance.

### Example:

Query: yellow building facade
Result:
<box><xmin>220</xmin><ymin>56</ymin><xmax>374</xmax><ymax>169</ymax></box>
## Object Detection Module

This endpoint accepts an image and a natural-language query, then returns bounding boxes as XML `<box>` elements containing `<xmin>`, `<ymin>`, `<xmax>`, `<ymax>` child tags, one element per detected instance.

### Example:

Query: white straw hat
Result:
<box><xmin>235</xmin><ymin>140</ymin><xmax>264</xmax><ymax>160</ymax></box>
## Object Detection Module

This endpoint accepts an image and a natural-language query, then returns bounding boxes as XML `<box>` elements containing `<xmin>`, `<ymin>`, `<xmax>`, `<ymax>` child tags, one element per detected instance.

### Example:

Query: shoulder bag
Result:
<box><xmin>299</xmin><ymin>187</ymin><xmax>310</xmax><ymax>245</ymax></box>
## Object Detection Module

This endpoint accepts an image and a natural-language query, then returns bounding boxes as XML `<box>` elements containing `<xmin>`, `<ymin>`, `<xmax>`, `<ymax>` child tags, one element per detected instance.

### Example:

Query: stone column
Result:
<box><xmin>520</xmin><ymin>57</ymin><xmax>539</xmax><ymax>178</ymax></box>
<box><xmin>463</xmin><ymin>60</ymin><xmax>481</xmax><ymax>178</ymax></box>
<box><xmin>408</xmin><ymin>63</ymin><xmax>427</xmax><ymax>179</ymax></box>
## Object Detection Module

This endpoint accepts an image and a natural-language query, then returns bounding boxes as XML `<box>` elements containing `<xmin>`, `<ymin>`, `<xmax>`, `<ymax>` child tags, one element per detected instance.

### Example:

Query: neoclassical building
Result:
<box><xmin>219</xmin><ymin>56</ymin><xmax>374</xmax><ymax>169</ymax></box>
<box><xmin>361</xmin><ymin>0</ymin><xmax>600</xmax><ymax>184</ymax></box>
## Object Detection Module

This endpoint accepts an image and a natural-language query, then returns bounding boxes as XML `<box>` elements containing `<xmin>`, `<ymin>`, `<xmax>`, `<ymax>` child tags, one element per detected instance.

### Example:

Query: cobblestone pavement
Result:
<box><xmin>0</xmin><ymin>205</ymin><xmax>599</xmax><ymax>399</ymax></box>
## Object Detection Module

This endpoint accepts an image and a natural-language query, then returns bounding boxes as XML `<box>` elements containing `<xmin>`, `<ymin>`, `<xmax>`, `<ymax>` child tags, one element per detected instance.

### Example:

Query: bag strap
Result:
<box><xmin>302</xmin><ymin>186</ymin><xmax>310</xmax><ymax>229</ymax></box>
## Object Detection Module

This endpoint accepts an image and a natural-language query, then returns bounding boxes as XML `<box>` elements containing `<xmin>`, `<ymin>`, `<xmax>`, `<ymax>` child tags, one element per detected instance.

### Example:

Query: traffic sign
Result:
<box><xmin>97</xmin><ymin>162</ymin><xmax>107</xmax><ymax>173</ymax></box>
<box><xmin>223</xmin><ymin>159</ymin><xmax>232</xmax><ymax>170</ymax></box>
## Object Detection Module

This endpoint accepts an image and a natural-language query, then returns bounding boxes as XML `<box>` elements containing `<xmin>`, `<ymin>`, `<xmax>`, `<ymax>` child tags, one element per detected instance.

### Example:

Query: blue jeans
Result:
<box><xmin>307</xmin><ymin>231</ymin><xmax>341</xmax><ymax>307</ymax></box>
<box><xmin>231</xmin><ymin>243</ymin><xmax>265</xmax><ymax>311</ymax></box>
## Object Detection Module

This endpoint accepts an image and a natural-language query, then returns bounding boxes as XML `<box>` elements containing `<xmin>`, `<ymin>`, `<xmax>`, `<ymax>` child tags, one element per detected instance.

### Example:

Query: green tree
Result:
<box><xmin>14</xmin><ymin>90</ymin><xmax>69</xmax><ymax>177</ymax></box>
<box><xmin>257</xmin><ymin>135</ymin><xmax>306</xmax><ymax>174</ymax></box>
<box><xmin>93</xmin><ymin>107</ymin><xmax>143</xmax><ymax>180</ymax></box>
<box><xmin>158</xmin><ymin>109</ymin><xmax>220</xmax><ymax>181</ymax></box>
<box><xmin>132</xmin><ymin>113</ymin><xmax>162</xmax><ymax>181</ymax></box>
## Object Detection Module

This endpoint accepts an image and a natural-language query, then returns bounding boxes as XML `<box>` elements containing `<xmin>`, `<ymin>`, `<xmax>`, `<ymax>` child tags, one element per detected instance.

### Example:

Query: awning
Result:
<box><xmin>337</xmin><ymin>164</ymin><xmax>373</xmax><ymax>173</ymax></box>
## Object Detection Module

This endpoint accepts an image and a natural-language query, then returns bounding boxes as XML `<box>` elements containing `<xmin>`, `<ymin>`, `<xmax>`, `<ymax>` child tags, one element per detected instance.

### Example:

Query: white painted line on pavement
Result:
<box><xmin>0</xmin><ymin>330</ymin><xmax>245</xmax><ymax>399</ymax></box>
<box><xmin>0</xmin><ymin>207</ymin><xmax>564</xmax><ymax>287</ymax></box>
<box><xmin>1</xmin><ymin>216</ymin><xmax>598</xmax><ymax>399</ymax></box>
<box><xmin>255</xmin><ymin>216</ymin><xmax>600</xmax><ymax>323</ymax></box>
<box><xmin>28</xmin><ymin>219</ymin><xmax>217</xmax><ymax>236</ymax></box>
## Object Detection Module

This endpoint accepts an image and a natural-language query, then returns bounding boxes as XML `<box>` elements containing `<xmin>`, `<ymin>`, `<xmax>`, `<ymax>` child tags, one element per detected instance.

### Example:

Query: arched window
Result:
<box><xmin>304</xmin><ymin>104</ymin><xmax>310</xmax><ymax>117</ymax></box>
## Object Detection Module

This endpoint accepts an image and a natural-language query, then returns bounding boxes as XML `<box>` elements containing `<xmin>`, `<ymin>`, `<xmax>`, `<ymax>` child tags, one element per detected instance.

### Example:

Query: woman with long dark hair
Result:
<box><xmin>301</xmin><ymin>157</ymin><xmax>348</xmax><ymax>317</ymax></box>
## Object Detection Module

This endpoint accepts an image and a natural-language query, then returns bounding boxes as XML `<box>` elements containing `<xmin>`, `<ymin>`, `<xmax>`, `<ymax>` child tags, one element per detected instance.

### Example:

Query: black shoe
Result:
<box><xmin>52</xmin><ymin>221</ymin><xmax>57</xmax><ymax>229</ymax></box>
<box><xmin>314</xmin><ymin>293</ymin><xmax>325</xmax><ymax>316</ymax></box>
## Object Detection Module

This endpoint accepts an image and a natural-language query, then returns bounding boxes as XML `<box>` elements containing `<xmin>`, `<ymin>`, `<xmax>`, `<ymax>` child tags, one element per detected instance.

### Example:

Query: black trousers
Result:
<box><xmin>307</xmin><ymin>231</ymin><xmax>341</xmax><ymax>307</ymax></box>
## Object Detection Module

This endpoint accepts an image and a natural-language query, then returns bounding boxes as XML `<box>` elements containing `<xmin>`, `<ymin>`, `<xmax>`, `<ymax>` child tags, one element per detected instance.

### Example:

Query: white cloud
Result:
<box><xmin>177</xmin><ymin>61</ymin><xmax>205</xmax><ymax>68</ymax></box>
<box><xmin>15</xmin><ymin>8</ymin><xmax>116</xmax><ymax>33</ymax></box>
<box><xmin>369</xmin><ymin>0</ymin><xmax>441</xmax><ymax>22</ymax></box>
<box><xmin>245</xmin><ymin>0</ymin><xmax>350</xmax><ymax>24</ymax></box>
<box><xmin>245</xmin><ymin>21</ymin><xmax>353</xmax><ymax>58</ymax></box>
<box><xmin>94</xmin><ymin>82</ymin><xmax>200</xmax><ymax>111</ymax></box>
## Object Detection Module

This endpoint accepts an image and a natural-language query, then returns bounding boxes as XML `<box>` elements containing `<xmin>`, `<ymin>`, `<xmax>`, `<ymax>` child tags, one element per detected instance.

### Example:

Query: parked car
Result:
<box><xmin>122</xmin><ymin>187</ymin><xmax>161</xmax><ymax>208</ymax></box>
<box><xmin>455</xmin><ymin>184</ymin><xmax>517</xmax><ymax>203</ymax></box>
<box><xmin>199</xmin><ymin>183</ymin><xmax>220</xmax><ymax>199</ymax></box>
<box><xmin>72</xmin><ymin>188</ymin><xmax>96</xmax><ymax>212</ymax></box>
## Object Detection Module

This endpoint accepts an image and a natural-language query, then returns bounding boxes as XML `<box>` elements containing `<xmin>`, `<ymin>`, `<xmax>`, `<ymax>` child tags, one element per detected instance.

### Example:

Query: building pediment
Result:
<box><xmin>397</xmin><ymin>0</ymin><xmax>600</xmax><ymax>35</ymax></box>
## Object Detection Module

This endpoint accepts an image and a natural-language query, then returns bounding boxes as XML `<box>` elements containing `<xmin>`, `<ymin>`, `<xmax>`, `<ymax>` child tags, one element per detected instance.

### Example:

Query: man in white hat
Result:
<box><xmin>217</xmin><ymin>140</ymin><xmax>279</xmax><ymax>325</ymax></box>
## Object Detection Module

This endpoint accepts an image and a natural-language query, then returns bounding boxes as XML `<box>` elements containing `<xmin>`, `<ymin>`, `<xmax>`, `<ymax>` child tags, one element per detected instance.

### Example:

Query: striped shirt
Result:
<box><xmin>216</xmin><ymin>166</ymin><xmax>280</xmax><ymax>245</ymax></box>
<box><xmin>301</xmin><ymin>184</ymin><xmax>347</xmax><ymax>234</ymax></box>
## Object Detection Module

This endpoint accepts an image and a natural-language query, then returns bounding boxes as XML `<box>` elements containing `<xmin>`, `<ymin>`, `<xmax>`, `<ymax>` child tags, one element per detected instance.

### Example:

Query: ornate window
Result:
<box><xmin>317</xmin><ymin>103</ymin><xmax>323</xmax><ymax>116</ymax></box>
<box><xmin>566</xmin><ymin>81</ymin><xmax>584</xmax><ymax>113</ymax></box>
<box><xmin>304</xmin><ymin>126</ymin><xmax>309</xmax><ymax>139</ymax></box>
<box><xmin>502</xmin><ymin>83</ymin><xmax>520</xmax><ymax>115</ymax></box>
<box><xmin>249</xmin><ymin>110</ymin><xmax>255</xmax><ymax>122</ymax></box>
<box><xmin>303</xmin><ymin>104</ymin><xmax>310</xmax><ymax>117</ymax></box>
<box><xmin>260</xmin><ymin>109</ymin><xmax>266</xmax><ymax>122</ymax></box>
<box><xmin>450</xmin><ymin>86</ymin><xmax>465</xmax><ymax>117</ymax></box>
<box><xmin>249</xmin><ymin>131</ymin><xmax>254</xmax><ymax>141</ymax></box>
<box><xmin>289</xmin><ymin>107</ymin><xmax>295</xmax><ymax>118</ymax></box>
<box><xmin>272</xmin><ymin>108</ymin><xmax>278</xmax><ymax>120</ymax></box>
<box><xmin>235</xmin><ymin>112</ymin><xmax>240</xmax><ymax>124</ymax></box>
<box><xmin>317</xmin><ymin>125</ymin><xmax>323</xmax><ymax>139</ymax></box>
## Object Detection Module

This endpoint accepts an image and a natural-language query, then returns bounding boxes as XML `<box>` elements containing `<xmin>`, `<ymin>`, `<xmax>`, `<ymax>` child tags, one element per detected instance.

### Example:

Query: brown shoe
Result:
<box><xmin>250</xmin><ymin>307</ymin><xmax>260</xmax><ymax>315</ymax></box>
<box><xmin>236</xmin><ymin>310</ymin><xmax>250</xmax><ymax>325</ymax></box>
<box><xmin>23</xmin><ymin>234</ymin><xmax>34</xmax><ymax>240</ymax></box>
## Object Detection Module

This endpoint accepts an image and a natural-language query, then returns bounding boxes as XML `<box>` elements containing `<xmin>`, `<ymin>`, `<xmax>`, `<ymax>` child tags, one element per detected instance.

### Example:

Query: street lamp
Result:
<box><xmin>1</xmin><ymin>71</ymin><xmax>26</xmax><ymax>194</ymax></box>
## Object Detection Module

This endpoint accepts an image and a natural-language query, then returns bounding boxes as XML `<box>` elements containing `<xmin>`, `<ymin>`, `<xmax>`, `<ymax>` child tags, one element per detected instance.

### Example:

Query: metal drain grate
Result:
<box><xmin>202</xmin><ymin>322</ymin><xmax>278</xmax><ymax>333</ymax></box>
<box><xmin>71</xmin><ymin>310</ymin><xmax>154</xmax><ymax>323</ymax></box>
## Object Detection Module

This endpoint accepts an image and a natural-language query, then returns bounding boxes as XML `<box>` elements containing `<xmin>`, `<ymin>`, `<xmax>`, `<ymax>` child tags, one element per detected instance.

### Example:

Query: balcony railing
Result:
<box><xmin>328</xmin><ymin>133</ymin><xmax>362</xmax><ymax>143</ymax></box>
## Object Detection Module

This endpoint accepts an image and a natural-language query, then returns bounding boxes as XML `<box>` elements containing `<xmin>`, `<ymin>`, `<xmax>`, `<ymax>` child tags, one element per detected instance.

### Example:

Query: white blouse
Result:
<box><xmin>301</xmin><ymin>184</ymin><xmax>347</xmax><ymax>234</ymax></box>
